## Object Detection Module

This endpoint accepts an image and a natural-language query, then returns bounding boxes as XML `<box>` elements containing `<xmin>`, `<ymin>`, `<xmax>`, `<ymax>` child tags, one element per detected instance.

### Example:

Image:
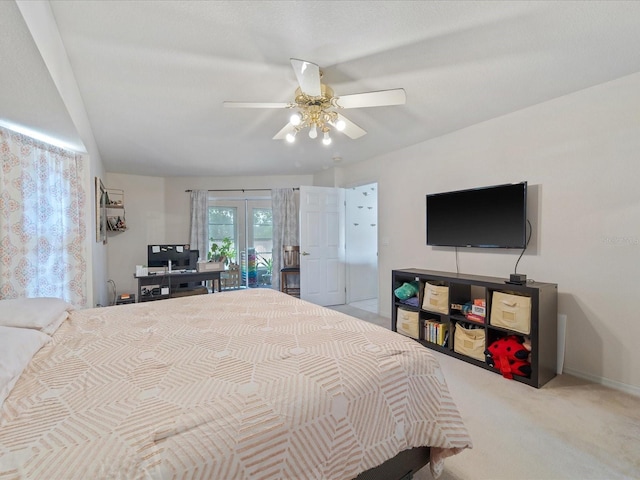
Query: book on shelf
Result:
<box><xmin>424</xmin><ymin>320</ymin><xmax>448</xmax><ymax>346</ymax></box>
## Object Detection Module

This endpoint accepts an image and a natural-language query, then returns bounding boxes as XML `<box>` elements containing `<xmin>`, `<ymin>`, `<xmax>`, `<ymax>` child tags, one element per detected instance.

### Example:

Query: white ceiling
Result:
<box><xmin>2</xmin><ymin>1</ymin><xmax>640</xmax><ymax>177</ymax></box>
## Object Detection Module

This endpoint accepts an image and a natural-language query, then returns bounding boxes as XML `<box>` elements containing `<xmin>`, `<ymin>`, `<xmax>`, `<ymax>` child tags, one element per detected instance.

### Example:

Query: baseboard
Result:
<box><xmin>562</xmin><ymin>367</ymin><xmax>640</xmax><ymax>398</ymax></box>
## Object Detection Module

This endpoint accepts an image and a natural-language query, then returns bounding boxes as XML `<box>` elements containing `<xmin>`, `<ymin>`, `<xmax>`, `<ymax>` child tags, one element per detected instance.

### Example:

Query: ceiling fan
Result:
<box><xmin>223</xmin><ymin>58</ymin><xmax>406</xmax><ymax>145</ymax></box>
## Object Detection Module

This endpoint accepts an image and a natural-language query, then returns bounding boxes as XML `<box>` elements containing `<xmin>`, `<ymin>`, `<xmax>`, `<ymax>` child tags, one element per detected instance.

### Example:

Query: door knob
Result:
<box><xmin>301</xmin><ymin>251</ymin><xmax>310</xmax><ymax>256</ymax></box>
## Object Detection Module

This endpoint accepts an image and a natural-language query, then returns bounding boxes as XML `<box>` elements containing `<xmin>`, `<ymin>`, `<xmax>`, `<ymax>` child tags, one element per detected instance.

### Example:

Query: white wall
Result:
<box><xmin>339</xmin><ymin>72</ymin><xmax>640</xmax><ymax>394</ymax></box>
<box><xmin>313</xmin><ymin>167</ymin><xmax>339</xmax><ymax>187</ymax></box>
<box><xmin>105</xmin><ymin>173</ymin><xmax>166</xmax><ymax>301</ymax></box>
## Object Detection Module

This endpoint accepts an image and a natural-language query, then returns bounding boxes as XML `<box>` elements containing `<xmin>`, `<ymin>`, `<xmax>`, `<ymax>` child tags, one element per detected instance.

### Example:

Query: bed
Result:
<box><xmin>0</xmin><ymin>289</ymin><xmax>471</xmax><ymax>479</ymax></box>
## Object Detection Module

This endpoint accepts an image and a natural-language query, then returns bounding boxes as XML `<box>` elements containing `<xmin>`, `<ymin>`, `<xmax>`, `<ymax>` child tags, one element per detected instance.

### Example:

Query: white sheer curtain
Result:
<box><xmin>0</xmin><ymin>127</ymin><xmax>87</xmax><ymax>306</ymax></box>
<box><xmin>271</xmin><ymin>188</ymin><xmax>299</xmax><ymax>291</ymax></box>
<box><xmin>189</xmin><ymin>190</ymin><xmax>209</xmax><ymax>262</ymax></box>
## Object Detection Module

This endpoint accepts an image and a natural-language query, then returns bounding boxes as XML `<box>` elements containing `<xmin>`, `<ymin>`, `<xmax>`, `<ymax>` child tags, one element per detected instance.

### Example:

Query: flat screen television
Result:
<box><xmin>426</xmin><ymin>182</ymin><xmax>527</xmax><ymax>248</ymax></box>
<box><xmin>147</xmin><ymin>244</ymin><xmax>198</xmax><ymax>269</ymax></box>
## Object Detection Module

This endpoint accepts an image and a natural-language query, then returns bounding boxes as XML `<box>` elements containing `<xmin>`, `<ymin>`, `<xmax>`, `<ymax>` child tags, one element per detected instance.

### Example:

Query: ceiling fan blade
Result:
<box><xmin>290</xmin><ymin>58</ymin><xmax>321</xmax><ymax>97</ymax></box>
<box><xmin>334</xmin><ymin>88</ymin><xmax>406</xmax><ymax>109</ymax></box>
<box><xmin>331</xmin><ymin>113</ymin><xmax>367</xmax><ymax>139</ymax></box>
<box><xmin>223</xmin><ymin>101</ymin><xmax>291</xmax><ymax>109</ymax></box>
<box><xmin>273</xmin><ymin>123</ymin><xmax>296</xmax><ymax>140</ymax></box>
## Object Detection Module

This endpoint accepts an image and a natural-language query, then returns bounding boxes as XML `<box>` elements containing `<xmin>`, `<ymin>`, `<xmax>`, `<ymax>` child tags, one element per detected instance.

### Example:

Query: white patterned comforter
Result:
<box><xmin>0</xmin><ymin>289</ymin><xmax>471</xmax><ymax>479</ymax></box>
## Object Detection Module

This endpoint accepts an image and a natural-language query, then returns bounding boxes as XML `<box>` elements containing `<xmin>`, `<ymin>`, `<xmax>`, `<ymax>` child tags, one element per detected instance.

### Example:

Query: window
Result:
<box><xmin>0</xmin><ymin>127</ymin><xmax>86</xmax><ymax>305</ymax></box>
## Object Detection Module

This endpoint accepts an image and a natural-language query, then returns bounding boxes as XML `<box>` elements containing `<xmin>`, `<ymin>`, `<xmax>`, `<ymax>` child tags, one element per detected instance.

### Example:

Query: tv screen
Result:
<box><xmin>426</xmin><ymin>182</ymin><xmax>527</xmax><ymax>248</ymax></box>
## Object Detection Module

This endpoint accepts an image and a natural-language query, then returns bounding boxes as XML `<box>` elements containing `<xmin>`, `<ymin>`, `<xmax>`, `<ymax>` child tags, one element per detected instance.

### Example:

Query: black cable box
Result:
<box><xmin>509</xmin><ymin>273</ymin><xmax>527</xmax><ymax>284</ymax></box>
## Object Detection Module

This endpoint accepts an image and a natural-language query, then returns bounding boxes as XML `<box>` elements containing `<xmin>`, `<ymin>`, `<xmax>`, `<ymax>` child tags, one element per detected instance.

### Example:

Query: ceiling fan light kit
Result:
<box><xmin>224</xmin><ymin>58</ymin><xmax>406</xmax><ymax>145</ymax></box>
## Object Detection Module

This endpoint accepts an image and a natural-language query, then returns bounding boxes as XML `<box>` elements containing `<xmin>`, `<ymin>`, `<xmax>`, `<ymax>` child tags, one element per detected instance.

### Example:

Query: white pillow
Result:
<box><xmin>40</xmin><ymin>311</ymin><xmax>70</xmax><ymax>336</ymax></box>
<box><xmin>0</xmin><ymin>325</ymin><xmax>51</xmax><ymax>406</ymax></box>
<box><xmin>0</xmin><ymin>297</ymin><xmax>73</xmax><ymax>332</ymax></box>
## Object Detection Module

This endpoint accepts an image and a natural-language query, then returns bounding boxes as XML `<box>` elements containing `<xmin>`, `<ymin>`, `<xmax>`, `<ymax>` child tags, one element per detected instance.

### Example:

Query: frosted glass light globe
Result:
<box><xmin>290</xmin><ymin>113</ymin><xmax>302</xmax><ymax>126</ymax></box>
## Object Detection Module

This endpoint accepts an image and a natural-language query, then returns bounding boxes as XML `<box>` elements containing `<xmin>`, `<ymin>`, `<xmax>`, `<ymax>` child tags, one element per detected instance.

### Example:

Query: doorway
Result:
<box><xmin>345</xmin><ymin>183</ymin><xmax>378</xmax><ymax>314</ymax></box>
<box><xmin>298</xmin><ymin>184</ymin><xmax>378</xmax><ymax>311</ymax></box>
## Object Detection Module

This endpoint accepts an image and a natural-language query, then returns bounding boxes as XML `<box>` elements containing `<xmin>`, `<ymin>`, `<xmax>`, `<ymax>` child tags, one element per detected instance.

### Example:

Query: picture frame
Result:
<box><xmin>95</xmin><ymin>177</ymin><xmax>107</xmax><ymax>244</ymax></box>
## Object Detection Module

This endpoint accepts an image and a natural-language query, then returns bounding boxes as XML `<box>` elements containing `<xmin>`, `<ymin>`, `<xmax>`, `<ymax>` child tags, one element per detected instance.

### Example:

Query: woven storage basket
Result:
<box><xmin>422</xmin><ymin>282</ymin><xmax>449</xmax><ymax>314</ymax></box>
<box><xmin>490</xmin><ymin>291</ymin><xmax>532</xmax><ymax>334</ymax></box>
<box><xmin>396</xmin><ymin>308</ymin><xmax>420</xmax><ymax>339</ymax></box>
<box><xmin>454</xmin><ymin>324</ymin><xmax>486</xmax><ymax>361</ymax></box>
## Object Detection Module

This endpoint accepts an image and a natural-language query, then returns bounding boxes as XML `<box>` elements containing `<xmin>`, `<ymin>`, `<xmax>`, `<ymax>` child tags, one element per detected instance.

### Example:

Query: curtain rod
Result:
<box><xmin>185</xmin><ymin>188</ymin><xmax>299</xmax><ymax>193</ymax></box>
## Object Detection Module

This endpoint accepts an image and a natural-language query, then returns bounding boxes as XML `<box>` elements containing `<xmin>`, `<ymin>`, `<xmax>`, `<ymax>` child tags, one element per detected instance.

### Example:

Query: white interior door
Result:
<box><xmin>299</xmin><ymin>186</ymin><xmax>345</xmax><ymax>306</ymax></box>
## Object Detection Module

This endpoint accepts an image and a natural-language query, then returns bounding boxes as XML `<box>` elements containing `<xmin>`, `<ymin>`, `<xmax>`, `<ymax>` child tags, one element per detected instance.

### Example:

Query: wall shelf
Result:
<box><xmin>106</xmin><ymin>188</ymin><xmax>127</xmax><ymax>232</ymax></box>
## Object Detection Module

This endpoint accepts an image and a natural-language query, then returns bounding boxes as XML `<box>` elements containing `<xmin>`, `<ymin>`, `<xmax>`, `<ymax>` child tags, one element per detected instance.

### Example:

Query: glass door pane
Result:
<box><xmin>251</xmin><ymin>205</ymin><xmax>273</xmax><ymax>286</ymax></box>
<box><xmin>207</xmin><ymin>205</ymin><xmax>238</xmax><ymax>264</ymax></box>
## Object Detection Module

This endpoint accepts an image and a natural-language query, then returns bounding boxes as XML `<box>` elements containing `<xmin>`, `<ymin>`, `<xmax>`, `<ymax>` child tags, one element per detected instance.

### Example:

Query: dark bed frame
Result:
<box><xmin>355</xmin><ymin>446</ymin><xmax>431</xmax><ymax>480</ymax></box>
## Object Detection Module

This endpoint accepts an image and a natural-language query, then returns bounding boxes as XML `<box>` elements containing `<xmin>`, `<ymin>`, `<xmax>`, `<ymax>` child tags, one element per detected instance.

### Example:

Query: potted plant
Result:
<box><xmin>208</xmin><ymin>237</ymin><xmax>236</xmax><ymax>267</ymax></box>
<box><xmin>257</xmin><ymin>254</ymin><xmax>273</xmax><ymax>285</ymax></box>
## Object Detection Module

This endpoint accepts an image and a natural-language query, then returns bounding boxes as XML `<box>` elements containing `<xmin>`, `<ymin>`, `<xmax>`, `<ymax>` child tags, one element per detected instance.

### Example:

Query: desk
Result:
<box><xmin>135</xmin><ymin>270</ymin><xmax>222</xmax><ymax>302</ymax></box>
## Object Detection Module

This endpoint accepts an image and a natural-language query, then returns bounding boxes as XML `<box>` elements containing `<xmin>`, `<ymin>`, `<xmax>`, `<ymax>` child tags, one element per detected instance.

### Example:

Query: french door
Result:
<box><xmin>208</xmin><ymin>197</ymin><xmax>272</xmax><ymax>287</ymax></box>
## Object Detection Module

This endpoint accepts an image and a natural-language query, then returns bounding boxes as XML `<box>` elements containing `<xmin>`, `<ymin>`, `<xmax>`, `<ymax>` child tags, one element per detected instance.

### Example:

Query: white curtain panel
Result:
<box><xmin>271</xmin><ymin>188</ymin><xmax>299</xmax><ymax>291</ymax></box>
<box><xmin>0</xmin><ymin>127</ymin><xmax>87</xmax><ymax>306</ymax></box>
<box><xmin>189</xmin><ymin>190</ymin><xmax>209</xmax><ymax>262</ymax></box>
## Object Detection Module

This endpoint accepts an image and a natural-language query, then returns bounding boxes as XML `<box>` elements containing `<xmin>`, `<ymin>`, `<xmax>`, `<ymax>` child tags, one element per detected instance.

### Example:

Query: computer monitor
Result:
<box><xmin>147</xmin><ymin>244</ymin><xmax>198</xmax><ymax>269</ymax></box>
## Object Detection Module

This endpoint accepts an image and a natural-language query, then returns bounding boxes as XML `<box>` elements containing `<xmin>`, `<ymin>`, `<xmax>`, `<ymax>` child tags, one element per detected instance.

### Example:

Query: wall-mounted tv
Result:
<box><xmin>426</xmin><ymin>182</ymin><xmax>527</xmax><ymax>248</ymax></box>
